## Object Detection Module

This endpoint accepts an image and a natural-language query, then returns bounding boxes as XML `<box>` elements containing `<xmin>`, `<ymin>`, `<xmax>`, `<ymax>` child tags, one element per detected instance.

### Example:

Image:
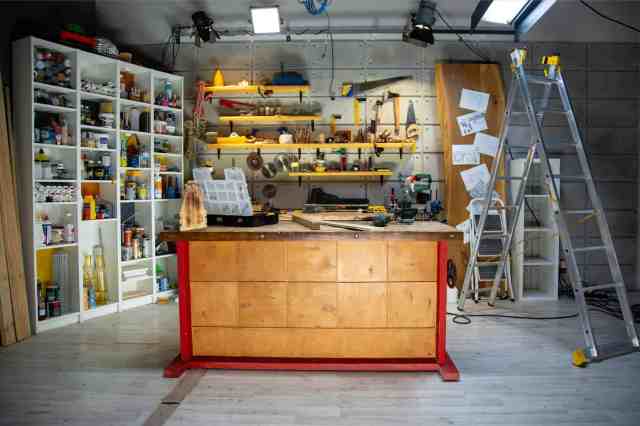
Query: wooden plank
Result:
<box><xmin>189</xmin><ymin>241</ymin><xmax>237</xmax><ymax>282</ymax></box>
<box><xmin>0</xmin><ymin>74</ymin><xmax>29</xmax><ymax>342</ymax></box>
<box><xmin>337</xmin><ymin>283</ymin><xmax>387</xmax><ymax>328</ymax></box>
<box><xmin>190</xmin><ymin>283</ymin><xmax>238</xmax><ymax>326</ymax></box>
<box><xmin>387</xmin><ymin>282</ymin><xmax>437</xmax><ymax>328</ymax></box>
<box><xmin>192</xmin><ymin>327</ymin><xmax>436</xmax><ymax>358</ymax></box>
<box><xmin>286</xmin><ymin>241</ymin><xmax>337</xmax><ymax>282</ymax></box>
<box><xmin>337</xmin><ymin>241</ymin><xmax>387</xmax><ymax>282</ymax></box>
<box><xmin>291</xmin><ymin>212</ymin><xmax>321</xmax><ymax>230</ymax></box>
<box><xmin>238</xmin><ymin>283</ymin><xmax>287</xmax><ymax>327</ymax></box>
<box><xmin>0</xmin><ymin>214</ymin><xmax>16</xmax><ymax>345</ymax></box>
<box><xmin>435</xmin><ymin>63</ymin><xmax>506</xmax><ymax>288</ymax></box>
<box><xmin>236</xmin><ymin>242</ymin><xmax>286</xmax><ymax>281</ymax></box>
<box><xmin>388</xmin><ymin>241</ymin><xmax>438</xmax><ymax>282</ymax></box>
<box><xmin>319</xmin><ymin>220</ymin><xmax>380</xmax><ymax>232</ymax></box>
<box><xmin>287</xmin><ymin>282</ymin><xmax>337</xmax><ymax>328</ymax></box>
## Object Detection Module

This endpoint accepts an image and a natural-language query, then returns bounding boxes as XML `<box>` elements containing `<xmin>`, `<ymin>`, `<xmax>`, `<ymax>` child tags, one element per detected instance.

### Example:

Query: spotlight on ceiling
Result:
<box><xmin>251</xmin><ymin>7</ymin><xmax>281</xmax><ymax>34</ymax></box>
<box><xmin>403</xmin><ymin>0</ymin><xmax>437</xmax><ymax>47</ymax></box>
<box><xmin>471</xmin><ymin>0</ymin><xmax>557</xmax><ymax>33</ymax></box>
<box><xmin>192</xmin><ymin>11</ymin><xmax>220</xmax><ymax>45</ymax></box>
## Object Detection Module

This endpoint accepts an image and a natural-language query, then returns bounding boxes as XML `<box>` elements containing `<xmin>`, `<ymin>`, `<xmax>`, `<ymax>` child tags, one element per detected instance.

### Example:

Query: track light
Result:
<box><xmin>192</xmin><ymin>11</ymin><xmax>220</xmax><ymax>45</ymax></box>
<box><xmin>403</xmin><ymin>0</ymin><xmax>437</xmax><ymax>47</ymax></box>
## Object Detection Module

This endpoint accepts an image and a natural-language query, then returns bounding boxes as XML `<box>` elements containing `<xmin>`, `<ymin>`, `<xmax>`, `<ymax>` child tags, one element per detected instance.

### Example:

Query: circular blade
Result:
<box><xmin>246</xmin><ymin>151</ymin><xmax>264</xmax><ymax>171</ymax></box>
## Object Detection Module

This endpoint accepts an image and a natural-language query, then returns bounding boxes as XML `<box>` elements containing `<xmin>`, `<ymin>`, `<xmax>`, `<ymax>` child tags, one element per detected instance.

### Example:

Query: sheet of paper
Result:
<box><xmin>452</xmin><ymin>144</ymin><xmax>480</xmax><ymax>165</ymax></box>
<box><xmin>459</xmin><ymin>163</ymin><xmax>491</xmax><ymax>194</ymax></box>
<box><xmin>474</xmin><ymin>132</ymin><xmax>499</xmax><ymax>157</ymax></box>
<box><xmin>460</xmin><ymin>88</ymin><xmax>490</xmax><ymax>113</ymax></box>
<box><xmin>456</xmin><ymin>219</ymin><xmax>471</xmax><ymax>244</ymax></box>
<box><xmin>457</xmin><ymin>111</ymin><xmax>488</xmax><ymax>137</ymax></box>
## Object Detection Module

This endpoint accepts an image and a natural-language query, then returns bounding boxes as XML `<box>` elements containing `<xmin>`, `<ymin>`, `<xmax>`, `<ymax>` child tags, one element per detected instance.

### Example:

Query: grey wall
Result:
<box><xmin>128</xmin><ymin>38</ymin><xmax>639</xmax><ymax>289</ymax></box>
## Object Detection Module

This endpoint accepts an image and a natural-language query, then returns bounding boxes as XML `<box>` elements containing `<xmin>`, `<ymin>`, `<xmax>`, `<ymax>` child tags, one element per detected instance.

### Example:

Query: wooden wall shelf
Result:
<box><xmin>204</xmin><ymin>85</ymin><xmax>310</xmax><ymax>95</ymax></box>
<box><xmin>219</xmin><ymin>115</ymin><xmax>321</xmax><ymax>123</ymax></box>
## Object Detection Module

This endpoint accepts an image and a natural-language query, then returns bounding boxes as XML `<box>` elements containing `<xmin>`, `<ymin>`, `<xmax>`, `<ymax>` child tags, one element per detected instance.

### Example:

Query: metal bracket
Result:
<box><xmin>217</xmin><ymin>149</ymin><xmax>221</xmax><ymax>160</ymax></box>
<box><xmin>399</xmin><ymin>147</ymin><xmax>403</xmax><ymax>159</ymax></box>
<box><xmin>358</xmin><ymin>148</ymin><xmax>362</xmax><ymax>160</ymax></box>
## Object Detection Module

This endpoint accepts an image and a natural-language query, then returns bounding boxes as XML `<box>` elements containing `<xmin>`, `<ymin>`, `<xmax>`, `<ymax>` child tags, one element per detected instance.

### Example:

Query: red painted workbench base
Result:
<box><xmin>166</xmin><ymin>240</ymin><xmax>459</xmax><ymax>382</ymax></box>
<box><xmin>164</xmin><ymin>354</ymin><xmax>460</xmax><ymax>381</ymax></box>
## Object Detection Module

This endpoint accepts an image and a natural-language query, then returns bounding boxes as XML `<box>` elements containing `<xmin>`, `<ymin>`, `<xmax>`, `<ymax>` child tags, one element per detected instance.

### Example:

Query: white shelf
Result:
<box><xmin>16</xmin><ymin>36</ymin><xmax>185</xmax><ymax>334</ymax></box>
<box><xmin>154</xmin><ymin>104</ymin><xmax>182</xmax><ymax>113</ymax></box>
<box><xmin>120</xmin><ymin>98</ymin><xmax>152</xmax><ymax>108</ymax></box>
<box><xmin>158</xmin><ymin>171</ymin><xmax>182</xmax><ymax>175</ymax></box>
<box><xmin>80</xmin><ymin>91</ymin><xmax>116</xmax><ymax>101</ymax></box>
<box><xmin>155</xmin><ymin>253</ymin><xmax>177</xmax><ymax>260</ymax></box>
<box><xmin>154</xmin><ymin>198</ymin><xmax>181</xmax><ymax>202</ymax></box>
<box><xmin>81</xmin><ymin>146</ymin><xmax>116</xmax><ymax>152</ymax></box>
<box><xmin>35</xmin><ymin>179</ymin><xmax>76</xmax><ymax>183</ymax></box>
<box><xmin>121</xmin><ymin>167</ymin><xmax>151</xmax><ymax>171</ymax></box>
<box><xmin>33</xmin><ymin>81</ymin><xmax>76</xmax><ymax>94</ymax></box>
<box><xmin>36</xmin><ymin>242</ymin><xmax>77</xmax><ymax>251</ymax></box>
<box><xmin>153</xmin><ymin>152</ymin><xmax>182</xmax><ymax>158</ymax></box>
<box><xmin>33</xmin><ymin>143</ymin><xmax>76</xmax><ymax>150</ymax></box>
<box><xmin>81</xmin><ymin>124</ymin><xmax>116</xmax><ymax>133</ymax></box>
<box><xmin>121</xmin><ymin>258</ymin><xmax>153</xmax><ymax>266</ymax></box>
<box><xmin>34</xmin><ymin>103</ymin><xmax>75</xmax><ymax>113</ymax></box>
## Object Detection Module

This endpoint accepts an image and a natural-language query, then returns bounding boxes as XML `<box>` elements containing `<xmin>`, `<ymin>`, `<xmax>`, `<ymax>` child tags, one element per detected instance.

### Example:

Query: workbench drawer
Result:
<box><xmin>192</xmin><ymin>327</ymin><xmax>436</xmax><ymax>358</ymax></box>
<box><xmin>286</xmin><ymin>241</ymin><xmax>337</xmax><ymax>282</ymax></box>
<box><xmin>387</xmin><ymin>241</ymin><xmax>438</xmax><ymax>282</ymax></box>
<box><xmin>337</xmin><ymin>241</ymin><xmax>388</xmax><ymax>282</ymax></box>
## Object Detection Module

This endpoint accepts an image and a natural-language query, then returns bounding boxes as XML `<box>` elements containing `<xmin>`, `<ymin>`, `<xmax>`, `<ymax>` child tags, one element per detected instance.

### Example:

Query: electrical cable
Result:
<box><xmin>448</xmin><ymin>311</ymin><xmax>579</xmax><ymax>325</ymax></box>
<box><xmin>433</xmin><ymin>9</ymin><xmax>491</xmax><ymax>62</ymax></box>
<box><xmin>326</xmin><ymin>11</ymin><xmax>335</xmax><ymax>99</ymax></box>
<box><xmin>303</xmin><ymin>0</ymin><xmax>330</xmax><ymax>16</ymax></box>
<box><xmin>579</xmin><ymin>0</ymin><xmax>640</xmax><ymax>34</ymax></box>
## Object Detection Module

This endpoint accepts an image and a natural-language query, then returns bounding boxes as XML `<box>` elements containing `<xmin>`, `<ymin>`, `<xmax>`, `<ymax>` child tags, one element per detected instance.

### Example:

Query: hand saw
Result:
<box><xmin>341</xmin><ymin>76</ymin><xmax>413</xmax><ymax>97</ymax></box>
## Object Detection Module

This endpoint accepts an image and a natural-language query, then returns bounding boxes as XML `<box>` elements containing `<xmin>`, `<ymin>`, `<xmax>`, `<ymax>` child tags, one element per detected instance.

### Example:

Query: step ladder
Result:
<box><xmin>468</xmin><ymin>197</ymin><xmax>514</xmax><ymax>303</ymax></box>
<box><xmin>458</xmin><ymin>49</ymin><xmax>639</xmax><ymax>365</ymax></box>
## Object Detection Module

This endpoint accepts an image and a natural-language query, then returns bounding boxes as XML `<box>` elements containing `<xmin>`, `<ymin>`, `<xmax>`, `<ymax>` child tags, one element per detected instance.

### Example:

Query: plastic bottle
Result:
<box><xmin>154</xmin><ymin>172</ymin><xmax>163</xmax><ymax>199</ymax></box>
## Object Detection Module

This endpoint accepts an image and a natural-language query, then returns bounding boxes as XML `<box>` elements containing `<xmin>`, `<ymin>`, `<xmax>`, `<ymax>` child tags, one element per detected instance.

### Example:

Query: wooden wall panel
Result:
<box><xmin>190</xmin><ymin>284</ymin><xmax>238</xmax><ymax>326</ymax></box>
<box><xmin>387</xmin><ymin>282</ymin><xmax>437</xmax><ymax>328</ymax></box>
<box><xmin>286</xmin><ymin>241</ymin><xmax>337</xmax><ymax>282</ymax></box>
<box><xmin>388</xmin><ymin>241</ymin><xmax>437</xmax><ymax>282</ymax></box>
<box><xmin>337</xmin><ymin>283</ymin><xmax>387</xmax><ymax>328</ymax></box>
<box><xmin>287</xmin><ymin>282</ymin><xmax>337</xmax><ymax>328</ymax></box>
<box><xmin>238</xmin><ymin>283</ymin><xmax>287</xmax><ymax>327</ymax></box>
<box><xmin>190</xmin><ymin>242</ymin><xmax>238</xmax><ymax>282</ymax></box>
<box><xmin>337</xmin><ymin>241</ymin><xmax>387</xmax><ymax>282</ymax></box>
<box><xmin>237</xmin><ymin>242</ymin><xmax>286</xmax><ymax>282</ymax></box>
<box><xmin>192</xmin><ymin>327</ymin><xmax>436</xmax><ymax>358</ymax></box>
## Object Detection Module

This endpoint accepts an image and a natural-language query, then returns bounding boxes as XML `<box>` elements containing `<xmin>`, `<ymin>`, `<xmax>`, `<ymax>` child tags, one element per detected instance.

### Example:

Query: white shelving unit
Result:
<box><xmin>510</xmin><ymin>158</ymin><xmax>561</xmax><ymax>301</ymax></box>
<box><xmin>13</xmin><ymin>37</ymin><xmax>183</xmax><ymax>333</ymax></box>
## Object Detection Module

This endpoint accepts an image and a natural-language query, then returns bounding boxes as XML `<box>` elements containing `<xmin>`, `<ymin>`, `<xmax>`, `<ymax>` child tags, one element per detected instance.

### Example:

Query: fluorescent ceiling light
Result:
<box><xmin>482</xmin><ymin>0</ymin><xmax>529</xmax><ymax>24</ymax></box>
<box><xmin>251</xmin><ymin>7</ymin><xmax>281</xmax><ymax>34</ymax></box>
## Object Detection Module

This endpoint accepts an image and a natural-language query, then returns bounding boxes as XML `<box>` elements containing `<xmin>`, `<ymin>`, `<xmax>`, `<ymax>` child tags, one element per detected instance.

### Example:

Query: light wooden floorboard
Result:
<box><xmin>1</xmin><ymin>297</ymin><xmax>639</xmax><ymax>426</ymax></box>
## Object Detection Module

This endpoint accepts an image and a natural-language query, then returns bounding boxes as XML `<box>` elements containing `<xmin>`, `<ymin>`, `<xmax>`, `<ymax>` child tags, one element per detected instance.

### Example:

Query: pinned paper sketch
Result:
<box><xmin>474</xmin><ymin>132</ymin><xmax>499</xmax><ymax>157</ymax></box>
<box><xmin>460</xmin><ymin>163</ymin><xmax>491</xmax><ymax>198</ymax></box>
<box><xmin>457</xmin><ymin>112</ymin><xmax>488</xmax><ymax>136</ymax></box>
<box><xmin>460</xmin><ymin>88</ymin><xmax>490</xmax><ymax>113</ymax></box>
<box><xmin>452</xmin><ymin>144</ymin><xmax>480</xmax><ymax>165</ymax></box>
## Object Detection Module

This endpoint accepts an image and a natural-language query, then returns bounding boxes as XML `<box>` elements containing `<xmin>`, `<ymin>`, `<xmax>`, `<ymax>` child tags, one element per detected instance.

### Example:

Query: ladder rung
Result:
<box><xmin>511</xmin><ymin>109</ymin><xmax>569</xmax><ymax>116</ymax></box>
<box><xmin>477</xmin><ymin>260</ymin><xmax>503</xmax><ymax>266</ymax></box>
<box><xmin>582</xmin><ymin>282</ymin><xmax>624</xmax><ymax>292</ymax></box>
<box><xmin>552</xmin><ymin>175</ymin><xmax>589</xmax><ymax>181</ymax></box>
<box><xmin>586</xmin><ymin>342</ymin><xmax>640</xmax><ymax>363</ymax></box>
<box><xmin>573</xmin><ymin>245</ymin><xmax>607</xmax><ymax>253</ymax></box>
<box><xmin>564</xmin><ymin>209</ymin><xmax>595</xmax><ymax>215</ymax></box>
<box><xmin>527</xmin><ymin>76</ymin><xmax>559</xmax><ymax>86</ymax></box>
<box><xmin>496</xmin><ymin>176</ymin><xmax>523</xmax><ymax>180</ymax></box>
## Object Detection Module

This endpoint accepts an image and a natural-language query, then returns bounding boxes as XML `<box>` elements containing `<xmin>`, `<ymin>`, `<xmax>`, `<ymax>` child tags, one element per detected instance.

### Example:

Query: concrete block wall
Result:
<box><xmin>133</xmin><ymin>39</ymin><xmax>638</xmax><ymax>289</ymax></box>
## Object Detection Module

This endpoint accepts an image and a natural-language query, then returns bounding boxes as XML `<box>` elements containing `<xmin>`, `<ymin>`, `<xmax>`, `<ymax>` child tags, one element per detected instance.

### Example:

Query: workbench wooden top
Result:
<box><xmin>160</xmin><ymin>221</ymin><xmax>461</xmax><ymax>241</ymax></box>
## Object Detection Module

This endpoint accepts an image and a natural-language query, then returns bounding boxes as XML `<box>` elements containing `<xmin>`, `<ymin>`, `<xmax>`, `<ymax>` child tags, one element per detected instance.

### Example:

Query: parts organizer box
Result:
<box><xmin>194</xmin><ymin>167</ymin><xmax>253</xmax><ymax>217</ymax></box>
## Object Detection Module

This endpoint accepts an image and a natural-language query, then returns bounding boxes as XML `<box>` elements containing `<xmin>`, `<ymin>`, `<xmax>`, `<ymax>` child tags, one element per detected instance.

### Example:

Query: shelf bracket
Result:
<box><xmin>229</xmin><ymin>121</ymin><xmax>234</xmax><ymax>133</ymax></box>
<box><xmin>257</xmin><ymin>148</ymin><xmax>261</xmax><ymax>156</ymax></box>
<box><xmin>316</xmin><ymin>148</ymin><xmax>320</xmax><ymax>159</ymax></box>
<box><xmin>217</xmin><ymin>149</ymin><xmax>221</xmax><ymax>160</ymax></box>
<box><xmin>298</xmin><ymin>176</ymin><xmax>302</xmax><ymax>187</ymax></box>
<box><xmin>380</xmin><ymin>175</ymin><xmax>384</xmax><ymax>186</ymax></box>
<box><xmin>399</xmin><ymin>147</ymin><xmax>403</xmax><ymax>159</ymax></box>
<box><xmin>358</xmin><ymin>148</ymin><xmax>362</xmax><ymax>160</ymax></box>
<box><xmin>311</xmin><ymin>120</ymin><xmax>315</xmax><ymax>132</ymax></box>
<box><xmin>299</xmin><ymin>90</ymin><xmax>303</xmax><ymax>104</ymax></box>
<box><xmin>298</xmin><ymin>148</ymin><xmax>302</xmax><ymax>160</ymax></box>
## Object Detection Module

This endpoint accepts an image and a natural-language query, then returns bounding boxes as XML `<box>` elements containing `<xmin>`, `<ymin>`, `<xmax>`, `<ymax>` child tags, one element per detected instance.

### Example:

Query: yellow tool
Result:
<box><xmin>541</xmin><ymin>54</ymin><xmax>561</xmax><ymax>78</ymax></box>
<box><xmin>353</xmin><ymin>99</ymin><xmax>361</xmax><ymax>128</ymax></box>
<box><xmin>330</xmin><ymin>114</ymin><xmax>341</xmax><ymax>137</ymax></box>
<box><xmin>572</xmin><ymin>348</ymin><xmax>588</xmax><ymax>368</ymax></box>
<box><xmin>213</xmin><ymin>68</ymin><xmax>224</xmax><ymax>86</ymax></box>
<box><xmin>510</xmin><ymin>48</ymin><xmax>527</xmax><ymax>72</ymax></box>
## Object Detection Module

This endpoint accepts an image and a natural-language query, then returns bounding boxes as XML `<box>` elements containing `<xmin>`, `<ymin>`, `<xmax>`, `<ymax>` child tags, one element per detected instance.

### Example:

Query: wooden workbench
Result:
<box><xmin>160</xmin><ymin>221</ymin><xmax>462</xmax><ymax>381</ymax></box>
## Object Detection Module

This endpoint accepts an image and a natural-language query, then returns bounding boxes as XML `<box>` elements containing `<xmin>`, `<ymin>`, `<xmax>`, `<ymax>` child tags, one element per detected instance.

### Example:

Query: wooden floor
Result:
<box><xmin>1</xmin><ymin>298</ymin><xmax>639</xmax><ymax>426</ymax></box>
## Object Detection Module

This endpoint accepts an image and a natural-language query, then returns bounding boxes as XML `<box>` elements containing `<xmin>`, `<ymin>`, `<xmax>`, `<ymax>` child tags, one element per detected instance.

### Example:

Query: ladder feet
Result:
<box><xmin>572</xmin><ymin>348</ymin><xmax>588</xmax><ymax>368</ymax></box>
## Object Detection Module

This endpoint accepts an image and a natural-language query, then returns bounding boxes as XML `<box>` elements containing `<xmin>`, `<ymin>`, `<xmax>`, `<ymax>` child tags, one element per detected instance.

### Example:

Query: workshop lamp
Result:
<box><xmin>471</xmin><ymin>0</ymin><xmax>557</xmax><ymax>32</ymax></box>
<box><xmin>403</xmin><ymin>0</ymin><xmax>437</xmax><ymax>47</ymax></box>
<box><xmin>251</xmin><ymin>7</ymin><xmax>281</xmax><ymax>34</ymax></box>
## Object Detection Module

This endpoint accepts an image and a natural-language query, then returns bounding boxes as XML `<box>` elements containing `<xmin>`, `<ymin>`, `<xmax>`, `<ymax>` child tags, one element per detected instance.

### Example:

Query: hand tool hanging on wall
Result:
<box><xmin>388</xmin><ymin>92</ymin><xmax>400</xmax><ymax>135</ymax></box>
<box><xmin>341</xmin><ymin>76</ymin><xmax>413</xmax><ymax>97</ymax></box>
<box><xmin>406</xmin><ymin>100</ymin><xmax>419</xmax><ymax>139</ymax></box>
<box><xmin>330</xmin><ymin>114</ymin><xmax>341</xmax><ymax>137</ymax></box>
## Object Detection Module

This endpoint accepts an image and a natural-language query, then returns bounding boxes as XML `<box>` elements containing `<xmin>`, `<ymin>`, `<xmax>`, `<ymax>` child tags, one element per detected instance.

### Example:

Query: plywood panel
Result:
<box><xmin>435</xmin><ymin>63</ymin><xmax>506</xmax><ymax>288</ymax></box>
<box><xmin>238</xmin><ymin>283</ymin><xmax>287</xmax><ymax>327</ymax></box>
<box><xmin>287</xmin><ymin>283</ymin><xmax>337</xmax><ymax>328</ymax></box>
<box><xmin>387</xmin><ymin>282</ymin><xmax>437</xmax><ymax>328</ymax></box>
<box><xmin>190</xmin><ymin>242</ymin><xmax>238</xmax><ymax>282</ymax></box>
<box><xmin>192</xmin><ymin>327</ymin><xmax>436</xmax><ymax>358</ymax></box>
<box><xmin>337</xmin><ymin>241</ymin><xmax>387</xmax><ymax>282</ymax></box>
<box><xmin>190</xmin><ymin>284</ymin><xmax>238</xmax><ymax>326</ymax></box>
<box><xmin>237</xmin><ymin>242</ymin><xmax>286</xmax><ymax>282</ymax></box>
<box><xmin>337</xmin><ymin>283</ymin><xmax>386</xmax><ymax>328</ymax></box>
<box><xmin>286</xmin><ymin>241</ymin><xmax>337</xmax><ymax>282</ymax></box>
<box><xmin>388</xmin><ymin>241</ymin><xmax>437</xmax><ymax>282</ymax></box>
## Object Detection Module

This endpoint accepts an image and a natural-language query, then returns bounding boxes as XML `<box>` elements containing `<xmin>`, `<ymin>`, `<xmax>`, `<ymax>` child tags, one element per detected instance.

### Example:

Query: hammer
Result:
<box><xmin>387</xmin><ymin>91</ymin><xmax>401</xmax><ymax>136</ymax></box>
<box><xmin>330</xmin><ymin>114</ymin><xmax>342</xmax><ymax>137</ymax></box>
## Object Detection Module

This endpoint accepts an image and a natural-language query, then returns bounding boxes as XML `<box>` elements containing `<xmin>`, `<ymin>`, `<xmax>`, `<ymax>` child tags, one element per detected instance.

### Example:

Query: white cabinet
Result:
<box><xmin>510</xmin><ymin>158</ymin><xmax>560</xmax><ymax>301</ymax></box>
<box><xmin>13</xmin><ymin>37</ymin><xmax>184</xmax><ymax>332</ymax></box>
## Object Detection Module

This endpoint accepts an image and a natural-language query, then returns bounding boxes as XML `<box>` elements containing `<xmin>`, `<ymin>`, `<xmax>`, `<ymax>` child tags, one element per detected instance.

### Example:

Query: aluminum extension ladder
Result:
<box><xmin>468</xmin><ymin>197</ymin><xmax>514</xmax><ymax>303</ymax></box>
<box><xmin>458</xmin><ymin>49</ymin><xmax>639</xmax><ymax>365</ymax></box>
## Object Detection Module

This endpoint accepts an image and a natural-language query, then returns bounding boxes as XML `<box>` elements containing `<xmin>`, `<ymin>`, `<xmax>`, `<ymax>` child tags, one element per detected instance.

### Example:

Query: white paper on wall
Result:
<box><xmin>473</xmin><ymin>132</ymin><xmax>499</xmax><ymax>157</ymax></box>
<box><xmin>456</xmin><ymin>219</ymin><xmax>471</xmax><ymax>244</ymax></box>
<box><xmin>460</xmin><ymin>88</ymin><xmax>490</xmax><ymax>113</ymax></box>
<box><xmin>452</xmin><ymin>144</ymin><xmax>480</xmax><ymax>165</ymax></box>
<box><xmin>457</xmin><ymin>112</ymin><xmax>488</xmax><ymax>136</ymax></box>
<box><xmin>460</xmin><ymin>163</ymin><xmax>491</xmax><ymax>194</ymax></box>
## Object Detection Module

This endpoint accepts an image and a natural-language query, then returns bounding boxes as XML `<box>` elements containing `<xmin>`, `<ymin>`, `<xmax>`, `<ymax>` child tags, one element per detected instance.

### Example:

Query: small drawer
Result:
<box><xmin>388</xmin><ymin>241</ymin><xmax>437</xmax><ymax>282</ymax></box>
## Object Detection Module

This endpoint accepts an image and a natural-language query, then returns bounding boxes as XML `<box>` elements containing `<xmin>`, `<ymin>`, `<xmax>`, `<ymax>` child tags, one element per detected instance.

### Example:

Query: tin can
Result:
<box><xmin>42</xmin><ymin>223</ymin><xmax>52</xmax><ymax>245</ymax></box>
<box><xmin>143</xmin><ymin>238</ymin><xmax>153</xmax><ymax>258</ymax></box>
<box><xmin>132</xmin><ymin>238</ymin><xmax>141</xmax><ymax>259</ymax></box>
<box><xmin>123</xmin><ymin>229</ymin><xmax>132</xmax><ymax>247</ymax></box>
<box><xmin>64</xmin><ymin>223</ymin><xmax>75</xmax><ymax>242</ymax></box>
<box><xmin>121</xmin><ymin>245</ymin><xmax>132</xmax><ymax>261</ymax></box>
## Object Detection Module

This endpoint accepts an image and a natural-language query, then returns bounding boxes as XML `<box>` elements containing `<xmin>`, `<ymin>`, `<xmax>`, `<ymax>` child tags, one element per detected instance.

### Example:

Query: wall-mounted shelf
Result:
<box><xmin>219</xmin><ymin>115</ymin><xmax>320</xmax><ymax>124</ymax></box>
<box><xmin>290</xmin><ymin>170</ymin><xmax>392</xmax><ymax>186</ymax></box>
<box><xmin>205</xmin><ymin>84</ymin><xmax>310</xmax><ymax>96</ymax></box>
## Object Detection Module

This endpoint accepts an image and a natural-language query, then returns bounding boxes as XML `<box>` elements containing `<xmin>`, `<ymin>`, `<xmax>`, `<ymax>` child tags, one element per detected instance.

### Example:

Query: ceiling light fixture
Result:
<box><xmin>471</xmin><ymin>0</ymin><xmax>557</xmax><ymax>33</ymax></box>
<box><xmin>251</xmin><ymin>7</ymin><xmax>281</xmax><ymax>34</ymax></box>
<box><xmin>403</xmin><ymin>0</ymin><xmax>437</xmax><ymax>47</ymax></box>
<box><xmin>191</xmin><ymin>11</ymin><xmax>221</xmax><ymax>46</ymax></box>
